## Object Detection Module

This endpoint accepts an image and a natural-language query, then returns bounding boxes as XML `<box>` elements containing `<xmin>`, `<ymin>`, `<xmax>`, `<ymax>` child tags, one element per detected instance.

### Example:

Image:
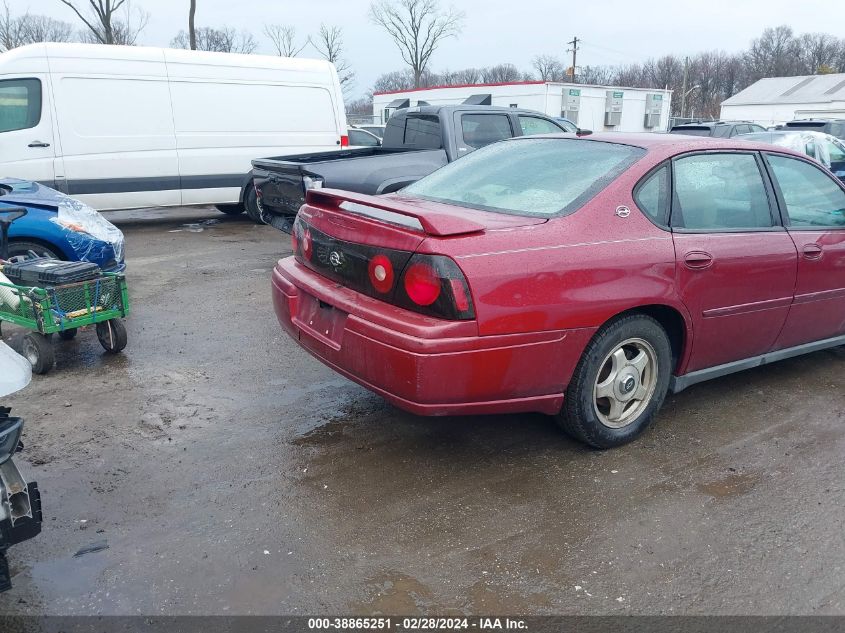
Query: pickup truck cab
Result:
<box><xmin>252</xmin><ymin>105</ymin><xmax>570</xmax><ymax>231</ymax></box>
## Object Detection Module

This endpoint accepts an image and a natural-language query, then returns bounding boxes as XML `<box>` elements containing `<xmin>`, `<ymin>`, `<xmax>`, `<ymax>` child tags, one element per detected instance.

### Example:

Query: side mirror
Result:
<box><xmin>576</xmin><ymin>128</ymin><xmax>593</xmax><ymax>136</ymax></box>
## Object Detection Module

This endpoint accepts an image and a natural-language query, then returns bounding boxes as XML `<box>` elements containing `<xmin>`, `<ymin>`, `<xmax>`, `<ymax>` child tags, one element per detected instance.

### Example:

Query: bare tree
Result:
<box><xmin>369</xmin><ymin>0</ymin><xmax>464</xmax><ymax>88</ymax></box>
<box><xmin>171</xmin><ymin>27</ymin><xmax>256</xmax><ymax>54</ymax></box>
<box><xmin>480</xmin><ymin>63</ymin><xmax>521</xmax><ymax>84</ymax></box>
<box><xmin>745</xmin><ymin>25</ymin><xmax>800</xmax><ymax>79</ymax></box>
<box><xmin>0</xmin><ymin>1</ymin><xmax>26</xmax><ymax>51</ymax></box>
<box><xmin>188</xmin><ymin>0</ymin><xmax>196</xmax><ymax>50</ymax></box>
<box><xmin>264</xmin><ymin>24</ymin><xmax>308</xmax><ymax>57</ymax></box>
<box><xmin>796</xmin><ymin>32</ymin><xmax>840</xmax><ymax>75</ymax></box>
<box><xmin>532</xmin><ymin>55</ymin><xmax>565</xmax><ymax>81</ymax></box>
<box><xmin>58</xmin><ymin>0</ymin><xmax>148</xmax><ymax>45</ymax></box>
<box><xmin>1</xmin><ymin>2</ymin><xmax>75</xmax><ymax>51</ymax></box>
<box><xmin>346</xmin><ymin>95</ymin><xmax>373</xmax><ymax>117</ymax></box>
<box><xmin>312</xmin><ymin>24</ymin><xmax>354</xmax><ymax>91</ymax></box>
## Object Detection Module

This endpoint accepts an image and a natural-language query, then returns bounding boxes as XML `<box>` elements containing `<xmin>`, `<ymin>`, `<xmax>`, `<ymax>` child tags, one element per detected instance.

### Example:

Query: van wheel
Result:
<box><xmin>8</xmin><ymin>240</ymin><xmax>61</xmax><ymax>260</ymax></box>
<box><xmin>215</xmin><ymin>204</ymin><xmax>244</xmax><ymax>216</ymax></box>
<box><xmin>557</xmin><ymin>314</ymin><xmax>672</xmax><ymax>449</ymax></box>
<box><xmin>244</xmin><ymin>185</ymin><xmax>266</xmax><ymax>225</ymax></box>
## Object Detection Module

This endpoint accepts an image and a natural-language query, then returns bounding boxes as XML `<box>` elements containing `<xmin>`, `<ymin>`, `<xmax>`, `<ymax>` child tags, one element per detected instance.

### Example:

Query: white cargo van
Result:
<box><xmin>0</xmin><ymin>43</ymin><xmax>348</xmax><ymax>222</ymax></box>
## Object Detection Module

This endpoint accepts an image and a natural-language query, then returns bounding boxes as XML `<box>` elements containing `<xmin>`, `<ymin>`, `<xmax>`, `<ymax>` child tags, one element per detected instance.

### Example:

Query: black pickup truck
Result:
<box><xmin>251</xmin><ymin>105</ymin><xmax>574</xmax><ymax>231</ymax></box>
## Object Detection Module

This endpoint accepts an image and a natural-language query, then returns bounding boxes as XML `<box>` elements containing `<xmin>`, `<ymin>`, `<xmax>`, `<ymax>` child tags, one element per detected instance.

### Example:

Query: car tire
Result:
<box><xmin>557</xmin><ymin>314</ymin><xmax>672</xmax><ymax>449</ymax></box>
<box><xmin>7</xmin><ymin>240</ymin><xmax>61</xmax><ymax>260</ymax></box>
<box><xmin>244</xmin><ymin>184</ymin><xmax>265</xmax><ymax>225</ymax></box>
<box><xmin>22</xmin><ymin>333</ymin><xmax>55</xmax><ymax>375</ymax></box>
<box><xmin>215</xmin><ymin>204</ymin><xmax>245</xmax><ymax>216</ymax></box>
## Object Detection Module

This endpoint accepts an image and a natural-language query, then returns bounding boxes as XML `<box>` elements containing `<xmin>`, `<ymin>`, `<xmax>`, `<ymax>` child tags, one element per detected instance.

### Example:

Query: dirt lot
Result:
<box><xmin>0</xmin><ymin>206</ymin><xmax>844</xmax><ymax>615</ymax></box>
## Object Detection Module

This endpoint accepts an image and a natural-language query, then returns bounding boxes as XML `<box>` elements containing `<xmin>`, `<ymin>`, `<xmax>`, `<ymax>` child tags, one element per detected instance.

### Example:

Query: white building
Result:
<box><xmin>721</xmin><ymin>73</ymin><xmax>845</xmax><ymax>127</ymax></box>
<box><xmin>371</xmin><ymin>81</ymin><xmax>673</xmax><ymax>133</ymax></box>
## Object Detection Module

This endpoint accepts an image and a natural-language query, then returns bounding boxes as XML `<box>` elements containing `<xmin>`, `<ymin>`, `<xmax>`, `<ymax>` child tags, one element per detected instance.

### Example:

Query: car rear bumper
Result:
<box><xmin>272</xmin><ymin>257</ymin><xmax>594</xmax><ymax>416</ymax></box>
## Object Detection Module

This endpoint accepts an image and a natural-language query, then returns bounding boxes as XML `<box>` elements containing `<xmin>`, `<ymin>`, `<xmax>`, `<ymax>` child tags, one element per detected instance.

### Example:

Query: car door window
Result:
<box><xmin>750</xmin><ymin>124</ymin><xmax>766</xmax><ymax>133</ymax></box>
<box><xmin>634</xmin><ymin>164</ymin><xmax>670</xmax><ymax>225</ymax></box>
<box><xmin>713</xmin><ymin>125</ymin><xmax>732</xmax><ymax>138</ymax></box>
<box><xmin>767</xmin><ymin>154</ymin><xmax>845</xmax><ymax>228</ymax></box>
<box><xmin>829</xmin><ymin>122</ymin><xmax>845</xmax><ymax>140</ymax></box>
<box><xmin>672</xmin><ymin>153</ymin><xmax>774</xmax><ymax>230</ymax></box>
<box><xmin>349</xmin><ymin>129</ymin><xmax>379</xmax><ymax>147</ymax></box>
<box><xmin>518</xmin><ymin>116</ymin><xmax>563</xmax><ymax>136</ymax></box>
<box><xmin>732</xmin><ymin>124</ymin><xmax>750</xmax><ymax>136</ymax></box>
<box><xmin>402</xmin><ymin>115</ymin><xmax>442</xmax><ymax>149</ymax></box>
<box><xmin>826</xmin><ymin>139</ymin><xmax>845</xmax><ymax>163</ymax></box>
<box><xmin>460</xmin><ymin>114</ymin><xmax>513</xmax><ymax>150</ymax></box>
<box><xmin>0</xmin><ymin>78</ymin><xmax>41</xmax><ymax>133</ymax></box>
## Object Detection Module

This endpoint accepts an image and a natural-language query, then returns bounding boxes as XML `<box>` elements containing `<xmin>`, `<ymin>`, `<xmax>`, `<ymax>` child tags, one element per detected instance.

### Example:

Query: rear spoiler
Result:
<box><xmin>305</xmin><ymin>189</ymin><xmax>485</xmax><ymax>237</ymax></box>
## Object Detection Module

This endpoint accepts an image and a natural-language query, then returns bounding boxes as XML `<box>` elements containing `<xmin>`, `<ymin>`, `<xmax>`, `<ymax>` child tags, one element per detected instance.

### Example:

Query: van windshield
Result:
<box><xmin>404</xmin><ymin>138</ymin><xmax>644</xmax><ymax>217</ymax></box>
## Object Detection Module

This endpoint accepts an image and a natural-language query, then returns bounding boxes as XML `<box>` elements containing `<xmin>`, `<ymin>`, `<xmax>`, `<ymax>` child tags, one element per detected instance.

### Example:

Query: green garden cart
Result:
<box><xmin>0</xmin><ymin>207</ymin><xmax>130</xmax><ymax>374</ymax></box>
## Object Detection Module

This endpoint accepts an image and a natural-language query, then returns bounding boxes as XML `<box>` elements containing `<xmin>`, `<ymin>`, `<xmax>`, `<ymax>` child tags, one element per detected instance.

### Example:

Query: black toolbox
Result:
<box><xmin>2</xmin><ymin>258</ymin><xmax>101</xmax><ymax>286</ymax></box>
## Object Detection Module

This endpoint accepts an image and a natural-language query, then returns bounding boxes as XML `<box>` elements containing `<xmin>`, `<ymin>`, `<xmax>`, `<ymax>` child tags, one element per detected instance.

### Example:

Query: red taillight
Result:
<box><xmin>340</xmin><ymin>135</ymin><xmax>349</xmax><ymax>147</ymax></box>
<box><xmin>290</xmin><ymin>229</ymin><xmax>298</xmax><ymax>254</ymax></box>
<box><xmin>302</xmin><ymin>228</ymin><xmax>313</xmax><ymax>261</ymax></box>
<box><xmin>404</xmin><ymin>262</ymin><xmax>441</xmax><ymax>306</ymax></box>
<box><xmin>368</xmin><ymin>254</ymin><xmax>394</xmax><ymax>294</ymax></box>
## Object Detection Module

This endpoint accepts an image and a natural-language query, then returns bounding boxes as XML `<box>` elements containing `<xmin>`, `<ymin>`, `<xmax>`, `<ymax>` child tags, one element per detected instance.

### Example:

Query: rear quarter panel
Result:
<box><xmin>419</xmin><ymin>165</ymin><xmax>684</xmax><ymax>338</ymax></box>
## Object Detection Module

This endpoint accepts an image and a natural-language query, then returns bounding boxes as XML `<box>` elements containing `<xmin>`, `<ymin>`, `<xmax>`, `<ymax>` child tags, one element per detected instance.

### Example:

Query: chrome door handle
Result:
<box><xmin>28</xmin><ymin>141</ymin><xmax>50</xmax><ymax>148</ymax></box>
<box><xmin>802</xmin><ymin>244</ymin><xmax>823</xmax><ymax>260</ymax></box>
<box><xmin>683</xmin><ymin>251</ymin><xmax>714</xmax><ymax>270</ymax></box>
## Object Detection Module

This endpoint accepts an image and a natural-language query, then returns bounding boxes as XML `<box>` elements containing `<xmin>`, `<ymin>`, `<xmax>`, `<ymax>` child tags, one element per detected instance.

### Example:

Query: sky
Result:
<box><xmin>18</xmin><ymin>0</ymin><xmax>845</xmax><ymax>98</ymax></box>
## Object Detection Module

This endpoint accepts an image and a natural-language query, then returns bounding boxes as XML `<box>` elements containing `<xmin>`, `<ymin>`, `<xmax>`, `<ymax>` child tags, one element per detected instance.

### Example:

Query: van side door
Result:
<box><xmin>0</xmin><ymin>76</ymin><xmax>57</xmax><ymax>187</ymax></box>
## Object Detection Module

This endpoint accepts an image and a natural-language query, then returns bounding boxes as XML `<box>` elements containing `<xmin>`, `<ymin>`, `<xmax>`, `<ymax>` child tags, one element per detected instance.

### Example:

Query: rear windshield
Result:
<box><xmin>670</xmin><ymin>126</ymin><xmax>712</xmax><ymax>136</ymax></box>
<box><xmin>786</xmin><ymin>121</ymin><xmax>826</xmax><ymax>130</ymax></box>
<box><xmin>404</xmin><ymin>138</ymin><xmax>645</xmax><ymax>217</ymax></box>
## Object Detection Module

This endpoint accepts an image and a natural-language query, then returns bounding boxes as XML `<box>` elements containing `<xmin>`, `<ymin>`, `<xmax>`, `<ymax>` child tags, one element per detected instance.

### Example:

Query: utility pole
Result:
<box><xmin>680</xmin><ymin>56</ymin><xmax>689</xmax><ymax>119</ymax></box>
<box><xmin>567</xmin><ymin>36</ymin><xmax>580</xmax><ymax>83</ymax></box>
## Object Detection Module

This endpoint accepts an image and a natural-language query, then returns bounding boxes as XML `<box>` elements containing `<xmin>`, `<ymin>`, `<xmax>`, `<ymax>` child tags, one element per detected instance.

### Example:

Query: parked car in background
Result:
<box><xmin>272</xmin><ymin>133</ymin><xmax>845</xmax><ymax>448</ymax></box>
<box><xmin>553</xmin><ymin>117</ymin><xmax>592</xmax><ymax>135</ymax></box>
<box><xmin>669</xmin><ymin>120</ymin><xmax>767</xmax><ymax>137</ymax></box>
<box><xmin>781</xmin><ymin>118</ymin><xmax>845</xmax><ymax>141</ymax></box>
<box><xmin>0</xmin><ymin>179</ymin><xmax>125</xmax><ymax>271</ymax></box>
<box><xmin>0</xmin><ymin>43</ymin><xmax>347</xmax><ymax>224</ymax></box>
<box><xmin>348</xmin><ymin>128</ymin><xmax>382</xmax><ymax>147</ymax></box>
<box><xmin>355</xmin><ymin>124</ymin><xmax>386</xmax><ymax>139</ymax></box>
<box><xmin>253</xmin><ymin>105</ymin><xmax>569</xmax><ymax>231</ymax></box>
<box><xmin>738</xmin><ymin>130</ymin><xmax>845</xmax><ymax>181</ymax></box>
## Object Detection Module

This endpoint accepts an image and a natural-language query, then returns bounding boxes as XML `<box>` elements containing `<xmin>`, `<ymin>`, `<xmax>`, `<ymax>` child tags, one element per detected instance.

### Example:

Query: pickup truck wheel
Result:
<box><xmin>557</xmin><ymin>314</ymin><xmax>672</xmax><ymax>449</ymax></box>
<box><xmin>215</xmin><ymin>204</ymin><xmax>244</xmax><ymax>216</ymax></box>
<box><xmin>244</xmin><ymin>186</ymin><xmax>266</xmax><ymax>225</ymax></box>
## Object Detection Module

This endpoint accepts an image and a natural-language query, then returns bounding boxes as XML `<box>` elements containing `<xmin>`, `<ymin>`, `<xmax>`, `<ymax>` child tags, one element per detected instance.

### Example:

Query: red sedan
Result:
<box><xmin>272</xmin><ymin>134</ymin><xmax>845</xmax><ymax>448</ymax></box>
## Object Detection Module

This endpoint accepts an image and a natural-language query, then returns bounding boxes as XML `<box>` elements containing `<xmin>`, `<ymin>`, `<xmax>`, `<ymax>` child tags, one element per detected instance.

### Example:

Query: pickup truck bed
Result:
<box><xmin>252</xmin><ymin>104</ymin><xmax>570</xmax><ymax>232</ymax></box>
<box><xmin>252</xmin><ymin>147</ymin><xmax>447</xmax><ymax>232</ymax></box>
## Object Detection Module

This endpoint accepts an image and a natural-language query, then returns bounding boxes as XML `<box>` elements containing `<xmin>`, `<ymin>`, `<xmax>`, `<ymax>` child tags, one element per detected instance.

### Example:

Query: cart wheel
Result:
<box><xmin>22</xmin><ymin>333</ymin><xmax>55</xmax><ymax>375</ymax></box>
<box><xmin>58</xmin><ymin>329</ymin><xmax>78</xmax><ymax>341</ymax></box>
<box><xmin>96</xmin><ymin>319</ymin><xmax>127</xmax><ymax>354</ymax></box>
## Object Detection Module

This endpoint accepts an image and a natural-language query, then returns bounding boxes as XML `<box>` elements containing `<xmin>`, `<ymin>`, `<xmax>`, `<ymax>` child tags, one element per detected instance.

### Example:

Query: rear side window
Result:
<box><xmin>713</xmin><ymin>126</ymin><xmax>732</xmax><ymax>138</ymax></box>
<box><xmin>402</xmin><ymin>115</ymin><xmax>442</xmax><ymax>149</ymax></box>
<box><xmin>405</xmin><ymin>138</ymin><xmax>645</xmax><ymax>217</ymax></box>
<box><xmin>518</xmin><ymin>116</ymin><xmax>562</xmax><ymax>136</ymax></box>
<box><xmin>0</xmin><ymin>78</ymin><xmax>41</xmax><ymax>133</ymax></box>
<box><xmin>767</xmin><ymin>154</ymin><xmax>845</xmax><ymax>228</ymax></box>
<box><xmin>830</xmin><ymin>122</ymin><xmax>845</xmax><ymax>140</ymax></box>
<box><xmin>672</xmin><ymin>153</ymin><xmax>774</xmax><ymax>230</ymax></box>
<box><xmin>635</xmin><ymin>164</ymin><xmax>670</xmax><ymax>225</ymax></box>
<box><xmin>460</xmin><ymin>114</ymin><xmax>513</xmax><ymax>150</ymax></box>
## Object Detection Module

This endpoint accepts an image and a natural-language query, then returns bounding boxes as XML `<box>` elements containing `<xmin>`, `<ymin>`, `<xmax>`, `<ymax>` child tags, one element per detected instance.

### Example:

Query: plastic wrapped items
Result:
<box><xmin>50</xmin><ymin>195</ymin><xmax>125</xmax><ymax>264</ymax></box>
